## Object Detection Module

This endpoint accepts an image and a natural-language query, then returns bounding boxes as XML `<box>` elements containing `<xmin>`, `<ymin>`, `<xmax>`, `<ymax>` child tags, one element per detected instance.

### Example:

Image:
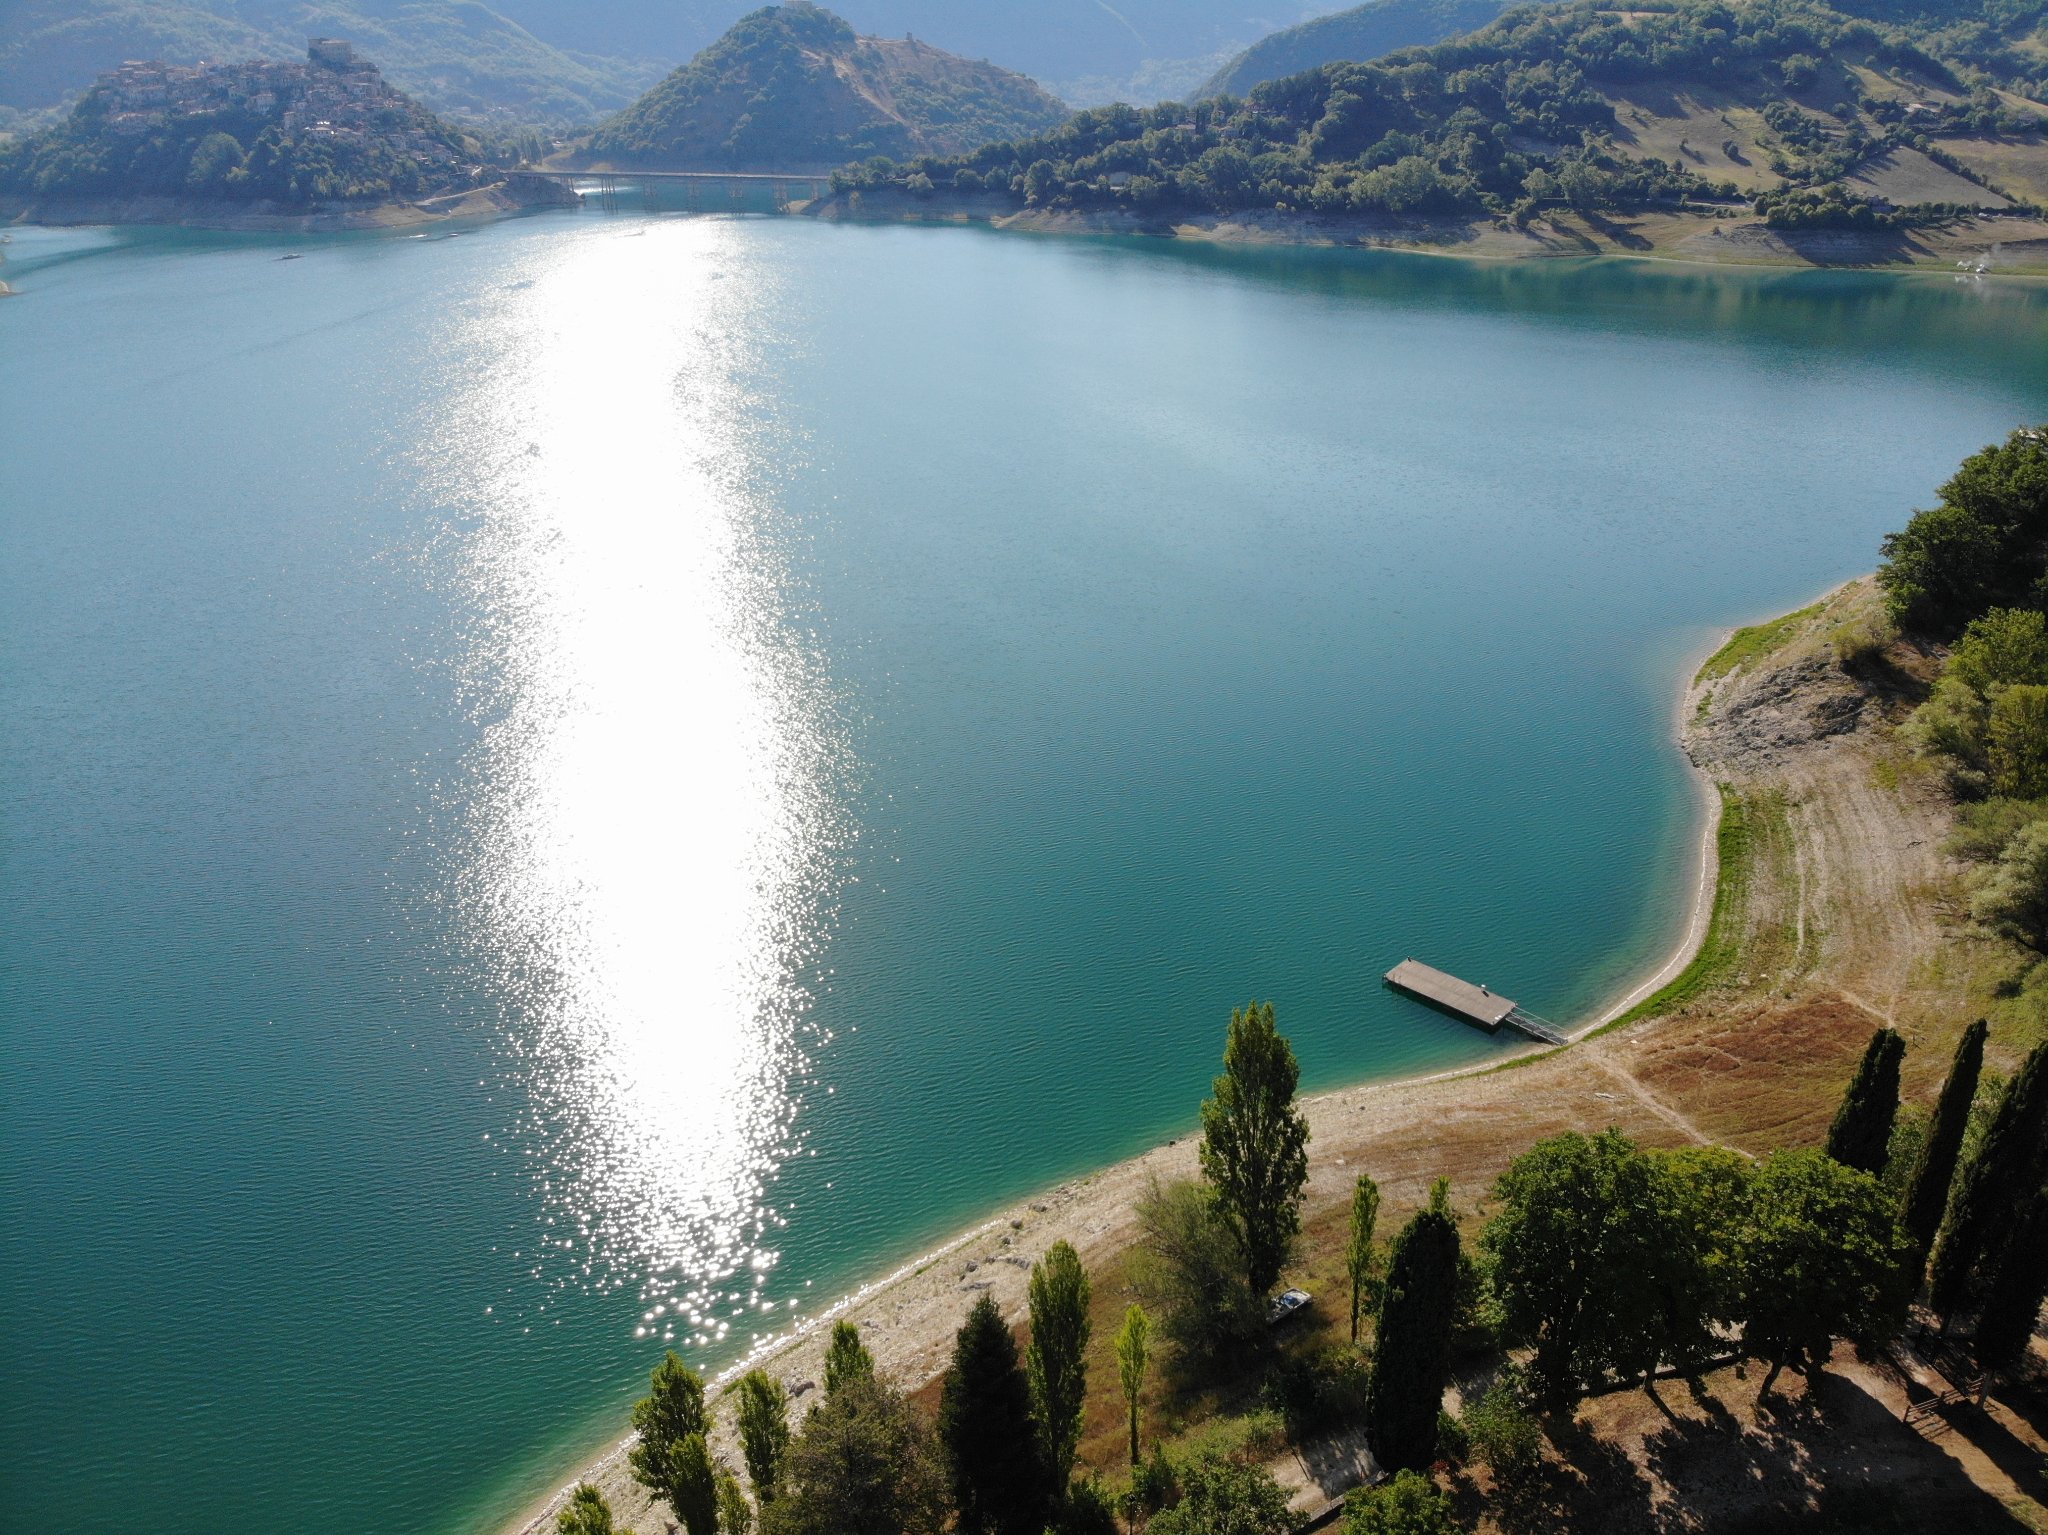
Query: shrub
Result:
<box><xmin>1345</xmin><ymin>1470</ymin><xmax>1460</xmax><ymax>1535</ymax></box>
<box><xmin>1261</xmin><ymin>1345</ymin><xmax>1370</xmax><ymax>1438</ymax></box>
<box><xmin>1458</xmin><ymin>1374</ymin><xmax>1542</xmax><ymax>1482</ymax></box>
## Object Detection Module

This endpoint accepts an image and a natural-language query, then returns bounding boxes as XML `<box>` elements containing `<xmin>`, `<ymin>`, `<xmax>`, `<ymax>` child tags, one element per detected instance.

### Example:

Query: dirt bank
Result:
<box><xmin>0</xmin><ymin>177</ymin><xmax>575</xmax><ymax>234</ymax></box>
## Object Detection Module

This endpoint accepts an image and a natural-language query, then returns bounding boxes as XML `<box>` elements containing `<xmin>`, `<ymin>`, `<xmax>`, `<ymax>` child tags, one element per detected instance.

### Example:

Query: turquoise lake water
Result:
<box><xmin>4</xmin><ymin>212</ymin><xmax>2047</xmax><ymax>1533</ymax></box>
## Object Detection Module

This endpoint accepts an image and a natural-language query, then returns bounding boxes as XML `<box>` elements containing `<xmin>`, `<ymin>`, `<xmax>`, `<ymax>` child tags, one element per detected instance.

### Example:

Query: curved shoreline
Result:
<box><xmin>498</xmin><ymin>620</ymin><xmax>1737</xmax><ymax>1535</ymax></box>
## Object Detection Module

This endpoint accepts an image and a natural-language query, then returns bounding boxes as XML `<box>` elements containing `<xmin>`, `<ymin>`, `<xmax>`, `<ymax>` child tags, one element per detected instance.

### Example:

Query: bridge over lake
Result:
<box><xmin>507</xmin><ymin>168</ymin><xmax>831</xmax><ymax>212</ymax></box>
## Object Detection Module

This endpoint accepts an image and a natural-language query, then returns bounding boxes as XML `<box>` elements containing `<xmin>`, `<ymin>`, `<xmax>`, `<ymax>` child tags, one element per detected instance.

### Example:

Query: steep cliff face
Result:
<box><xmin>584</xmin><ymin>3</ymin><xmax>1068</xmax><ymax>170</ymax></box>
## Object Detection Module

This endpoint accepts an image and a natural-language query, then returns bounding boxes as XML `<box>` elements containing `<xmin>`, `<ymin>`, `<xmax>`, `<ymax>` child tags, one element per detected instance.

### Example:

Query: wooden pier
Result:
<box><xmin>1383</xmin><ymin>959</ymin><xmax>1567</xmax><ymax>1045</ymax></box>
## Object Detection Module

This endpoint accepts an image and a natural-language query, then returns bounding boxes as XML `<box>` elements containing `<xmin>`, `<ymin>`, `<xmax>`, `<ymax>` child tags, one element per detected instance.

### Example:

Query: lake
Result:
<box><xmin>3</xmin><ymin>211</ymin><xmax>2045</xmax><ymax>1534</ymax></box>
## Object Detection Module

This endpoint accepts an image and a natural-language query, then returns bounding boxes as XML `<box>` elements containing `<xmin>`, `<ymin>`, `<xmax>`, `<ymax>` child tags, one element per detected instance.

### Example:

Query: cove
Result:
<box><xmin>2</xmin><ymin>213</ymin><xmax>2046</xmax><ymax>1535</ymax></box>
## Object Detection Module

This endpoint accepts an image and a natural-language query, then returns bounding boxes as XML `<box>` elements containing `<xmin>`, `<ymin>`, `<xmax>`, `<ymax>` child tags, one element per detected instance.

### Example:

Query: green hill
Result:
<box><xmin>834</xmin><ymin>0</ymin><xmax>2048</xmax><ymax>228</ymax></box>
<box><xmin>1200</xmin><ymin>0</ymin><xmax>1521</xmax><ymax>99</ymax></box>
<box><xmin>0</xmin><ymin>0</ymin><xmax>661</xmax><ymax>124</ymax></box>
<box><xmin>583</xmin><ymin>3</ymin><xmax>1071</xmax><ymax>170</ymax></box>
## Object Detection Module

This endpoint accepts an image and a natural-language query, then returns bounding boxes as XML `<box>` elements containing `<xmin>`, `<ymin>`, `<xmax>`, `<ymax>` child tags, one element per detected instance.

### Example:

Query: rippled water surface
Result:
<box><xmin>4</xmin><ymin>213</ymin><xmax>2047</xmax><ymax>1535</ymax></box>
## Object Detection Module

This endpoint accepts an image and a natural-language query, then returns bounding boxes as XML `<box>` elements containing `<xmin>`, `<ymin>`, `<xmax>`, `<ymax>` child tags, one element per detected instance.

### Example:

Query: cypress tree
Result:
<box><xmin>1972</xmin><ymin>1186</ymin><xmax>2048</xmax><ymax>1372</ymax></box>
<box><xmin>735</xmin><ymin>1369</ymin><xmax>791</xmax><ymax>1504</ymax></box>
<box><xmin>939</xmin><ymin>1294</ymin><xmax>1045</xmax><ymax>1535</ymax></box>
<box><xmin>1900</xmin><ymin>1020</ymin><xmax>1989</xmax><ymax>1278</ymax></box>
<box><xmin>1933</xmin><ymin>1041</ymin><xmax>2048</xmax><ymax>1317</ymax></box>
<box><xmin>1367</xmin><ymin>1198</ymin><xmax>1461</xmax><ymax>1472</ymax></box>
<box><xmin>1826</xmin><ymin>1027</ymin><xmax>1907</xmax><ymax>1175</ymax></box>
<box><xmin>1199</xmin><ymin>1001</ymin><xmax>1312</xmax><ymax>1298</ymax></box>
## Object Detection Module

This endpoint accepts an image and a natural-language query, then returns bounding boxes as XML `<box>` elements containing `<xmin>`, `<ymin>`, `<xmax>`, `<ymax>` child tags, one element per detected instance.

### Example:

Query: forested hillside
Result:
<box><xmin>1201</xmin><ymin>0</ymin><xmax>1520</xmax><ymax>98</ymax></box>
<box><xmin>0</xmin><ymin>0</ymin><xmax>661</xmax><ymax>124</ymax></box>
<box><xmin>584</xmin><ymin>3</ymin><xmax>1070</xmax><ymax>170</ymax></box>
<box><xmin>833</xmin><ymin>0</ymin><xmax>2048</xmax><ymax>230</ymax></box>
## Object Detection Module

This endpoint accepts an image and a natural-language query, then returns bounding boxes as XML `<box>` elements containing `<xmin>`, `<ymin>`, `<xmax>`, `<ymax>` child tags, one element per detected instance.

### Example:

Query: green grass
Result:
<box><xmin>1585</xmin><ymin>783</ymin><xmax>1768</xmax><ymax>1039</ymax></box>
<box><xmin>1697</xmin><ymin>601</ymin><xmax>1823</xmax><ymax>681</ymax></box>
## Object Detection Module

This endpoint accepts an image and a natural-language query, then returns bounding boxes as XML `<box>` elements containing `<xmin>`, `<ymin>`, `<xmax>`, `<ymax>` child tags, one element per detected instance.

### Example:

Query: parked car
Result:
<box><xmin>1266</xmin><ymin>1287</ymin><xmax>1311</xmax><ymax>1326</ymax></box>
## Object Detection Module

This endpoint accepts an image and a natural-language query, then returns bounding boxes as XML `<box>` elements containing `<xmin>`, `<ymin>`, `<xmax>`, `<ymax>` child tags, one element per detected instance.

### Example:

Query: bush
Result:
<box><xmin>1970</xmin><ymin>819</ymin><xmax>2048</xmax><ymax>949</ymax></box>
<box><xmin>1458</xmin><ymin>1374</ymin><xmax>1542</xmax><ymax>1482</ymax></box>
<box><xmin>1832</xmin><ymin>620</ymin><xmax>1890</xmax><ymax>676</ymax></box>
<box><xmin>1261</xmin><ymin>1345</ymin><xmax>1370</xmax><ymax>1438</ymax></box>
<box><xmin>1345</xmin><ymin>1470</ymin><xmax>1460</xmax><ymax>1535</ymax></box>
<box><xmin>1146</xmin><ymin>1453</ymin><xmax>1293</xmax><ymax>1535</ymax></box>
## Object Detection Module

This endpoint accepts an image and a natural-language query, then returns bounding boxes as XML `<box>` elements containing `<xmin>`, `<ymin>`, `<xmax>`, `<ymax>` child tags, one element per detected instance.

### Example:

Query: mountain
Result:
<box><xmin>583</xmin><ymin>3</ymin><xmax>1070</xmax><ymax>169</ymax></box>
<box><xmin>834</xmin><ymin>0</ymin><xmax>2048</xmax><ymax>226</ymax></box>
<box><xmin>0</xmin><ymin>40</ymin><xmax>486</xmax><ymax>206</ymax></box>
<box><xmin>0</xmin><ymin>0</ymin><xmax>662</xmax><ymax>124</ymax></box>
<box><xmin>1200</xmin><ymin>0</ymin><xmax>1520</xmax><ymax>98</ymax></box>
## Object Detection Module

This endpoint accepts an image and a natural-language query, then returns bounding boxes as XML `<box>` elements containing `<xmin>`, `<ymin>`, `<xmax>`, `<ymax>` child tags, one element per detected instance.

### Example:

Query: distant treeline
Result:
<box><xmin>827</xmin><ymin>0</ymin><xmax>2040</xmax><ymax>224</ymax></box>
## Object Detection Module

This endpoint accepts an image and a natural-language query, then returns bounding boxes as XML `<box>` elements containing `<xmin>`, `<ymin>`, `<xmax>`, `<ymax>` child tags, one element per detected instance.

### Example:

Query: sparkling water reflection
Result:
<box><xmin>420</xmin><ymin>221</ymin><xmax>849</xmax><ymax>1343</ymax></box>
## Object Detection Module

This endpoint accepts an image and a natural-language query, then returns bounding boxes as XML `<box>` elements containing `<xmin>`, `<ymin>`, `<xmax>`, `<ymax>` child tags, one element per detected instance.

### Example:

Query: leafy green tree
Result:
<box><xmin>1968</xmin><ymin>821</ymin><xmax>2048</xmax><ymax>948</ymax></box>
<box><xmin>940</xmin><ymin>1294</ymin><xmax>1045</xmax><ymax>1535</ymax></box>
<box><xmin>1131</xmin><ymin>1178</ymin><xmax>1259</xmax><ymax>1365</ymax></box>
<box><xmin>1826</xmin><ymin>1027</ymin><xmax>1906</xmax><ymax>1175</ymax></box>
<box><xmin>184</xmin><ymin>130</ymin><xmax>244</xmax><ymax>191</ymax></box>
<box><xmin>1346</xmin><ymin>1173</ymin><xmax>1382</xmax><ymax>1344</ymax></box>
<box><xmin>1344</xmin><ymin>1469</ymin><xmax>1460</xmax><ymax>1535</ymax></box>
<box><xmin>824</xmin><ymin>1320</ymin><xmax>875</xmax><ymax>1397</ymax></box>
<box><xmin>1115</xmin><ymin>1303</ymin><xmax>1151</xmax><ymax>1467</ymax></box>
<box><xmin>1369</xmin><ymin>1197</ymin><xmax>1461</xmax><ymax>1471</ymax></box>
<box><xmin>1484</xmin><ymin>1130</ymin><xmax>1711</xmax><ymax>1409</ymax></box>
<box><xmin>735</xmin><ymin>1369</ymin><xmax>791</xmax><ymax>1504</ymax></box>
<box><xmin>557</xmin><ymin>1483</ymin><xmax>616</xmax><ymax>1535</ymax></box>
<box><xmin>761</xmin><ymin>1372</ymin><xmax>949</xmax><ymax>1535</ymax></box>
<box><xmin>1932</xmin><ymin>1041</ymin><xmax>2048</xmax><ymax>1317</ymax></box>
<box><xmin>630</xmin><ymin>1352</ymin><xmax>721</xmax><ymax>1535</ymax></box>
<box><xmin>1948</xmin><ymin>608</ymin><xmax>2048</xmax><ymax>695</ymax></box>
<box><xmin>1738</xmin><ymin>1150</ymin><xmax>1911</xmax><ymax>1397</ymax></box>
<box><xmin>1990</xmin><ymin>684</ymin><xmax>2048</xmax><ymax>798</ymax></box>
<box><xmin>1880</xmin><ymin>428</ymin><xmax>2048</xmax><ymax>637</ymax></box>
<box><xmin>716</xmin><ymin>1466</ymin><xmax>753</xmax><ymax>1535</ymax></box>
<box><xmin>1970</xmin><ymin>1186</ymin><xmax>2048</xmax><ymax>1370</ymax></box>
<box><xmin>1146</xmin><ymin>1452</ymin><xmax>1293</xmax><ymax>1535</ymax></box>
<box><xmin>1901</xmin><ymin>1020</ymin><xmax>1989</xmax><ymax>1278</ymax></box>
<box><xmin>1199</xmin><ymin>1001</ymin><xmax>1312</xmax><ymax>1298</ymax></box>
<box><xmin>1027</xmin><ymin>1239</ymin><xmax>1091</xmax><ymax>1494</ymax></box>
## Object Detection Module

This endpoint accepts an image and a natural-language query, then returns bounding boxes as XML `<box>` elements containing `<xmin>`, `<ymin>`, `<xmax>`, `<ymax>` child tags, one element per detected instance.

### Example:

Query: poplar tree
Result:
<box><xmin>1027</xmin><ymin>1240</ymin><xmax>1091</xmax><ymax>1495</ymax></box>
<box><xmin>1826</xmin><ymin>1027</ymin><xmax>1907</xmax><ymax>1176</ymax></box>
<box><xmin>1199</xmin><ymin>1001</ymin><xmax>1311</xmax><ymax>1297</ymax></box>
<box><xmin>1115</xmin><ymin>1303</ymin><xmax>1151</xmax><ymax>1466</ymax></box>
<box><xmin>1367</xmin><ymin>1194</ymin><xmax>1461</xmax><ymax>1471</ymax></box>
<box><xmin>1932</xmin><ymin>1041</ymin><xmax>2048</xmax><ymax>1317</ymax></box>
<box><xmin>1346</xmin><ymin>1173</ymin><xmax>1382</xmax><ymax>1345</ymax></box>
<box><xmin>940</xmin><ymin>1294</ymin><xmax>1044</xmax><ymax>1535</ymax></box>
<box><xmin>630</xmin><ymin>1352</ymin><xmax>721</xmax><ymax>1535</ymax></box>
<box><xmin>557</xmin><ymin>1484</ymin><xmax>616</xmax><ymax>1535</ymax></box>
<box><xmin>824</xmin><ymin>1320</ymin><xmax>875</xmax><ymax>1397</ymax></box>
<box><xmin>735</xmin><ymin>1369</ymin><xmax>791</xmax><ymax>1504</ymax></box>
<box><xmin>1900</xmin><ymin>1020</ymin><xmax>1989</xmax><ymax>1277</ymax></box>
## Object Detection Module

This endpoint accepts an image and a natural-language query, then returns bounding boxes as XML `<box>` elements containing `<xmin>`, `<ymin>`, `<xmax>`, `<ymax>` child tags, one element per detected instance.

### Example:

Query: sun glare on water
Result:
<box><xmin>417</xmin><ymin>218</ymin><xmax>848</xmax><ymax>1345</ymax></box>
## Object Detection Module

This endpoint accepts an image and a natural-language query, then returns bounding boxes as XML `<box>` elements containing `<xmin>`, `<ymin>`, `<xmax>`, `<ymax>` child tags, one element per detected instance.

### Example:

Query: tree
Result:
<box><xmin>1368</xmin><ymin>1199</ymin><xmax>1461</xmax><ymax>1470</ymax></box>
<box><xmin>1990</xmin><ymin>685</ymin><xmax>2048</xmax><ymax>798</ymax></box>
<box><xmin>940</xmin><ymin>1294</ymin><xmax>1045</xmax><ymax>1535</ymax></box>
<box><xmin>1199</xmin><ymin>1001</ymin><xmax>1312</xmax><ymax>1298</ymax></box>
<box><xmin>1131</xmin><ymin>1178</ymin><xmax>1259</xmax><ymax>1365</ymax></box>
<box><xmin>1738</xmin><ymin>1150</ymin><xmax>1911</xmax><ymax>1397</ymax></box>
<box><xmin>630</xmin><ymin>1352</ymin><xmax>721</xmax><ymax>1535</ymax></box>
<box><xmin>1969</xmin><ymin>820</ymin><xmax>2048</xmax><ymax>949</ymax></box>
<box><xmin>1458</xmin><ymin>1373</ymin><xmax>1541</xmax><ymax>1483</ymax></box>
<box><xmin>558</xmin><ymin>1484</ymin><xmax>616</xmax><ymax>1535</ymax></box>
<box><xmin>1901</xmin><ymin>1020</ymin><xmax>1989</xmax><ymax>1278</ymax></box>
<box><xmin>825</xmin><ymin>1320</ymin><xmax>874</xmax><ymax>1397</ymax></box>
<box><xmin>1483</xmin><ymin>1130</ymin><xmax>1707</xmax><ymax>1410</ymax></box>
<box><xmin>1948</xmin><ymin>609</ymin><xmax>2048</xmax><ymax>696</ymax></box>
<box><xmin>1027</xmin><ymin>1239</ymin><xmax>1091</xmax><ymax>1494</ymax></box>
<box><xmin>761</xmin><ymin>1373</ymin><xmax>949</xmax><ymax>1535</ymax></box>
<box><xmin>1145</xmin><ymin>1452</ymin><xmax>1293</xmax><ymax>1535</ymax></box>
<box><xmin>1970</xmin><ymin>1186</ymin><xmax>2048</xmax><ymax>1371</ymax></box>
<box><xmin>1825</xmin><ymin>1027</ymin><xmax>1906</xmax><ymax>1176</ymax></box>
<box><xmin>1346</xmin><ymin>1174</ymin><xmax>1382</xmax><ymax>1345</ymax></box>
<box><xmin>735</xmin><ymin>1369</ymin><xmax>791</xmax><ymax>1504</ymax></box>
<box><xmin>1932</xmin><ymin>1041</ymin><xmax>2048</xmax><ymax>1317</ymax></box>
<box><xmin>1879</xmin><ymin>428</ymin><xmax>2048</xmax><ymax>638</ymax></box>
<box><xmin>1344</xmin><ymin>1469</ymin><xmax>1460</xmax><ymax>1535</ymax></box>
<box><xmin>1115</xmin><ymin>1303</ymin><xmax>1151</xmax><ymax>1467</ymax></box>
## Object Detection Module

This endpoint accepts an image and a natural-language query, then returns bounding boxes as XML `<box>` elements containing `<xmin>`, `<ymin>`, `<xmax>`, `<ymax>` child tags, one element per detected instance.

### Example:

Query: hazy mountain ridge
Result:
<box><xmin>582</xmin><ymin>3</ymin><xmax>1069</xmax><ymax>170</ymax></box>
<box><xmin>0</xmin><ymin>0</ymin><xmax>662</xmax><ymax>123</ymax></box>
<box><xmin>1201</xmin><ymin>0</ymin><xmax>1523</xmax><ymax>97</ymax></box>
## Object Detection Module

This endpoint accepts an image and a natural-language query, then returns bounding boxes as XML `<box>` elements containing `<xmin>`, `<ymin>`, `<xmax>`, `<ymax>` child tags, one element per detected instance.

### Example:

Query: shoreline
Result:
<box><xmin>498</xmin><ymin>613</ymin><xmax>1739</xmax><ymax>1535</ymax></box>
<box><xmin>0</xmin><ymin>178</ymin><xmax>575</xmax><ymax>236</ymax></box>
